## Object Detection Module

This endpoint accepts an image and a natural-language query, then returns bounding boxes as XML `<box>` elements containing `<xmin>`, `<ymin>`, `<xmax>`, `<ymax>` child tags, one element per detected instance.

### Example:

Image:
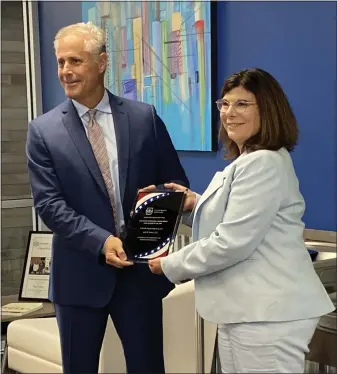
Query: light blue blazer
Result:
<box><xmin>162</xmin><ymin>148</ymin><xmax>334</xmax><ymax>324</ymax></box>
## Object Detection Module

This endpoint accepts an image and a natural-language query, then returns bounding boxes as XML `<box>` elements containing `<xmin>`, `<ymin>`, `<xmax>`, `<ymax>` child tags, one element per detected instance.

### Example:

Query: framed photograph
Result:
<box><xmin>19</xmin><ymin>231</ymin><xmax>53</xmax><ymax>301</ymax></box>
<box><xmin>82</xmin><ymin>1</ymin><xmax>218</xmax><ymax>151</ymax></box>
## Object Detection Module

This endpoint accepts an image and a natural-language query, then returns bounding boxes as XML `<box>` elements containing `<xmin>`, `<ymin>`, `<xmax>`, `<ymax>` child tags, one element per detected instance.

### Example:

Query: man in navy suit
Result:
<box><xmin>26</xmin><ymin>22</ymin><xmax>189</xmax><ymax>374</ymax></box>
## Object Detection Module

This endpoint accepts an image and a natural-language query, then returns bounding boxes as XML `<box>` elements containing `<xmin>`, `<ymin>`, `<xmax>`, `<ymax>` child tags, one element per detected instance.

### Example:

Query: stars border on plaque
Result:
<box><xmin>134</xmin><ymin>236</ymin><xmax>171</xmax><ymax>258</ymax></box>
<box><xmin>135</xmin><ymin>193</ymin><xmax>169</xmax><ymax>214</ymax></box>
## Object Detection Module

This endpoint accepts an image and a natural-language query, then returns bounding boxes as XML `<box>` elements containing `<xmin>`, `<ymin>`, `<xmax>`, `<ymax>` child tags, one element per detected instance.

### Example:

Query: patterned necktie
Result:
<box><xmin>87</xmin><ymin>109</ymin><xmax>120</xmax><ymax>237</ymax></box>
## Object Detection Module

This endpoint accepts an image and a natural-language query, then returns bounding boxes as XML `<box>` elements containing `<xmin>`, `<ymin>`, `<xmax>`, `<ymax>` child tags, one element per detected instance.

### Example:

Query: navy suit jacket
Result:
<box><xmin>26</xmin><ymin>91</ymin><xmax>189</xmax><ymax>307</ymax></box>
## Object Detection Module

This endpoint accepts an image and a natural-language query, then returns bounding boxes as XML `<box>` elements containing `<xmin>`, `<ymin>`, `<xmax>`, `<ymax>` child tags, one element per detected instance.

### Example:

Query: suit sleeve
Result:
<box><xmin>26</xmin><ymin>121</ymin><xmax>111</xmax><ymax>259</ymax></box>
<box><xmin>161</xmin><ymin>152</ymin><xmax>283</xmax><ymax>284</ymax></box>
<box><xmin>151</xmin><ymin>106</ymin><xmax>189</xmax><ymax>188</ymax></box>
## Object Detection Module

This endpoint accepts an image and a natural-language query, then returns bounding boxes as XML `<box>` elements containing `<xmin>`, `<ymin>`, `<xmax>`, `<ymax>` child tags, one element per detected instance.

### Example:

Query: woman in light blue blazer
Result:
<box><xmin>148</xmin><ymin>68</ymin><xmax>335</xmax><ymax>373</ymax></box>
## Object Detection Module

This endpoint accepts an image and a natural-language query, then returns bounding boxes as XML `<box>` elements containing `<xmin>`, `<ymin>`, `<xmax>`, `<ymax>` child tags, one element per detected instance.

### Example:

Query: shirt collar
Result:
<box><xmin>72</xmin><ymin>89</ymin><xmax>112</xmax><ymax>119</ymax></box>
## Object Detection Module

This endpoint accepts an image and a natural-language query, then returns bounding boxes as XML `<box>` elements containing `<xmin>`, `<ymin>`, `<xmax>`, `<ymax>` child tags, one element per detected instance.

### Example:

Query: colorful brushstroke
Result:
<box><xmin>82</xmin><ymin>1</ymin><xmax>212</xmax><ymax>151</ymax></box>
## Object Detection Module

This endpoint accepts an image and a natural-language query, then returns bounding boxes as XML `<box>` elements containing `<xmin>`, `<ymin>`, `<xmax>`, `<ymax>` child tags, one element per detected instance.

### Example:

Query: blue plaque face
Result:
<box><xmin>123</xmin><ymin>190</ymin><xmax>185</xmax><ymax>262</ymax></box>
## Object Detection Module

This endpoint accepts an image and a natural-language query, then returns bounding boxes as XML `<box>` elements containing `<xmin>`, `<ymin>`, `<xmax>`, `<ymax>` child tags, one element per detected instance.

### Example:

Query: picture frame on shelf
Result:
<box><xmin>19</xmin><ymin>231</ymin><xmax>53</xmax><ymax>302</ymax></box>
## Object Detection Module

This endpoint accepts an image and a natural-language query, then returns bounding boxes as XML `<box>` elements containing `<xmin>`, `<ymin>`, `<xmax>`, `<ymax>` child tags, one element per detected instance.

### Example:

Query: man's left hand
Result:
<box><xmin>148</xmin><ymin>258</ymin><xmax>163</xmax><ymax>274</ymax></box>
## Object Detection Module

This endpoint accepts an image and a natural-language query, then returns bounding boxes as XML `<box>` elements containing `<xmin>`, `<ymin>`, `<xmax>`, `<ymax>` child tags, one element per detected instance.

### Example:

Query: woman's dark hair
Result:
<box><xmin>218</xmin><ymin>68</ymin><xmax>298</xmax><ymax>159</ymax></box>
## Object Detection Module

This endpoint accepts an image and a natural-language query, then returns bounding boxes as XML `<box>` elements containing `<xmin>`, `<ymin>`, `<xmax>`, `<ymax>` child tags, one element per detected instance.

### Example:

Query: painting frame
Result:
<box><xmin>82</xmin><ymin>1</ymin><xmax>218</xmax><ymax>152</ymax></box>
<box><xmin>209</xmin><ymin>1</ymin><xmax>218</xmax><ymax>152</ymax></box>
<box><xmin>19</xmin><ymin>231</ymin><xmax>53</xmax><ymax>302</ymax></box>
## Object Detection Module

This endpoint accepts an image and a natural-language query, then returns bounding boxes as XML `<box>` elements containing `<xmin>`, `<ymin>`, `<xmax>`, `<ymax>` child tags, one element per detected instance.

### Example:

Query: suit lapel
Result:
<box><xmin>192</xmin><ymin>170</ymin><xmax>229</xmax><ymax>240</ymax></box>
<box><xmin>194</xmin><ymin>170</ymin><xmax>228</xmax><ymax>219</ymax></box>
<box><xmin>108</xmin><ymin>92</ymin><xmax>129</xmax><ymax>203</ymax></box>
<box><xmin>61</xmin><ymin>100</ymin><xmax>109</xmax><ymax>200</ymax></box>
<box><xmin>200</xmin><ymin>172</ymin><xmax>226</xmax><ymax>203</ymax></box>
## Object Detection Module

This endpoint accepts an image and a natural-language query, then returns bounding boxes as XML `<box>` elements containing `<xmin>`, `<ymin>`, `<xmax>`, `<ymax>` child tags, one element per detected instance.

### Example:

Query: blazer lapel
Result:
<box><xmin>108</xmin><ymin>92</ymin><xmax>129</xmax><ymax>203</ymax></box>
<box><xmin>194</xmin><ymin>171</ymin><xmax>227</xmax><ymax>218</ymax></box>
<box><xmin>192</xmin><ymin>170</ymin><xmax>229</xmax><ymax>240</ymax></box>
<box><xmin>61</xmin><ymin>100</ymin><xmax>109</xmax><ymax>200</ymax></box>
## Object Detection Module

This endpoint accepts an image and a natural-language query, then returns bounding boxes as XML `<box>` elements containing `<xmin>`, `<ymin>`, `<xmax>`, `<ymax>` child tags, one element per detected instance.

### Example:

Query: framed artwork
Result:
<box><xmin>19</xmin><ymin>231</ymin><xmax>53</xmax><ymax>301</ymax></box>
<box><xmin>82</xmin><ymin>1</ymin><xmax>217</xmax><ymax>151</ymax></box>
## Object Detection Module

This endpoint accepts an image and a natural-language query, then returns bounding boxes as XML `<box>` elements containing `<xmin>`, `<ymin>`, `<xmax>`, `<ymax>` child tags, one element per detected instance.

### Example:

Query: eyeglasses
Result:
<box><xmin>215</xmin><ymin>99</ymin><xmax>257</xmax><ymax>114</ymax></box>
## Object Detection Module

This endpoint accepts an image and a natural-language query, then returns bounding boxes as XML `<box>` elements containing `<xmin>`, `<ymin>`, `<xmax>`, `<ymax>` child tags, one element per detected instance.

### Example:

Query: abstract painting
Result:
<box><xmin>82</xmin><ymin>2</ymin><xmax>215</xmax><ymax>151</ymax></box>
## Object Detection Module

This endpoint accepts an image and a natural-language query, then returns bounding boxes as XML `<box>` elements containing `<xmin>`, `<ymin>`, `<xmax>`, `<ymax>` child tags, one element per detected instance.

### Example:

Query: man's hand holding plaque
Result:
<box><xmin>104</xmin><ymin>236</ymin><xmax>134</xmax><ymax>268</ymax></box>
<box><xmin>123</xmin><ymin>186</ymin><xmax>187</xmax><ymax>263</ymax></box>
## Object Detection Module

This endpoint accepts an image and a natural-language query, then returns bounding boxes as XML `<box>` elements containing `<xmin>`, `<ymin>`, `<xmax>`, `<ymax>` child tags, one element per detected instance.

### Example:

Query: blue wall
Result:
<box><xmin>38</xmin><ymin>1</ymin><xmax>336</xmax><ymax>230</ymax></box>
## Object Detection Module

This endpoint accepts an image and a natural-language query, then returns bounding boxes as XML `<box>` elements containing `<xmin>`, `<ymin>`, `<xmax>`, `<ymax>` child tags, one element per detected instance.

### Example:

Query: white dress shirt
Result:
<box><xmin>72</xmin><ymin>89</ymin><xmax>125</xmax><ymax>230</ymax></box>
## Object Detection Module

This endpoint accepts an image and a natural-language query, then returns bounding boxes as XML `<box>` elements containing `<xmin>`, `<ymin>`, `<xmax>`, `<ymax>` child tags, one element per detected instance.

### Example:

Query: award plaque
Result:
<box><xmin>123</xmin><ymin>190</ymin><xmax>186</xmax><ymax>262</ymax></box>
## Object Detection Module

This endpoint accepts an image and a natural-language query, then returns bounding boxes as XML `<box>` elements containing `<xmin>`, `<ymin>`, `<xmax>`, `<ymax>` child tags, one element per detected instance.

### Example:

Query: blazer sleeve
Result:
<box><xmin>26</xmin><ymin>120</ymin><xmax>111</xmax><ymax>259</ymax></box>
<box><xmin>161</xmin><ymin>151</ymin><xmax>284</xmax><ymax>284</ymax></box>
<box><xmin>152</xmin><ymin>106</ymin><xmax>189</xmax><ymax>188</ymax></box>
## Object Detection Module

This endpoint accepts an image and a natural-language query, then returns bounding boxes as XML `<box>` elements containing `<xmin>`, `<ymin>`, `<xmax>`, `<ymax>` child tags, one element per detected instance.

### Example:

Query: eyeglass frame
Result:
<box><xmin>215</xmin><ymin>99</ymin><xmax>257</xmax><ymax>113</ymax></box>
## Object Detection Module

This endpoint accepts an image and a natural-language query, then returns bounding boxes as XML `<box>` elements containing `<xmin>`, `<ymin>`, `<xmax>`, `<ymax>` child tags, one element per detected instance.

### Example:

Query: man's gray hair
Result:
<box><xmin>54</xmin><ymin>22</ymin><xmax>106</xmax><ymax>54</ymax></box>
